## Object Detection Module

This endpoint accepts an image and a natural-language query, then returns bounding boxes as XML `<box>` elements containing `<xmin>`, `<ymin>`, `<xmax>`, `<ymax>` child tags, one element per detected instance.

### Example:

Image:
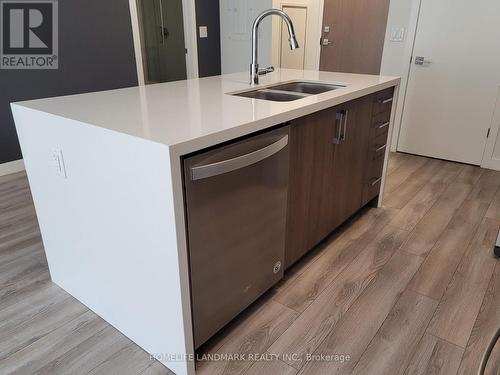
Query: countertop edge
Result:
<box><xmin>11</xmin><ymin>75</ymin><xmax>400</xmax><ymax>158</ymax></box>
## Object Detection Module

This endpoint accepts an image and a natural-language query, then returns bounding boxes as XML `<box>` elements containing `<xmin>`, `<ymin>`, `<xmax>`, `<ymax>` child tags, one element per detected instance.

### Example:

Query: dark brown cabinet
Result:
<box><xmin>285</xmin><ymin>89</ymin><xmax>393</xmax><ymax>268</ymax></box>
<box><xmin>329</xmin><ymin>96</ymin><xmax>373</xmax><ymax>229</ymax></box>
<box><xmin>285</xmin><ymin>108</ymin><xmax>337</xmax><ymax>267</ymax></box>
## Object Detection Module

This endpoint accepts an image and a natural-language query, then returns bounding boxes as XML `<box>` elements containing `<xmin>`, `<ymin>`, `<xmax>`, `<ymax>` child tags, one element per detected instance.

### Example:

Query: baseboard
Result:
<box><xmin>0</xmin><ymin>159</ymin><xmax>25</xmax><ymax>176</ymax></box>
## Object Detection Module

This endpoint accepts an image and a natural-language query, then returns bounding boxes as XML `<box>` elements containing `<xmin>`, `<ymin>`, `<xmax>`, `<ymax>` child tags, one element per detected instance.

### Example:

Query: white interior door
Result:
<box><xmin>280</xmin><ymin>5</ymin><xmax>307</xmax><ymax>69</ymax></box>
<box><xmin>397</xmin><ymin>0</ymin><xmax>500</xmax><ymax>165</ymax></box>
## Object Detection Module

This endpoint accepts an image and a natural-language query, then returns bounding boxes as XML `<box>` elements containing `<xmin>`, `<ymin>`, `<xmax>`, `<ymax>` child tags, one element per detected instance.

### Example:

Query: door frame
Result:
<box><xmin>386</xmin><ymin>0</ymin><xmax>423</xmax><ymax>153</ymax></box>
<box><xmin>128</xmin><ymin>0</ymin><xmax>199</xmax><ymax>85</ymax></box>
<box><xmin>480</xmin><ymin>88</ymin><xmax>500</xmax><ymax>170</ymax></box>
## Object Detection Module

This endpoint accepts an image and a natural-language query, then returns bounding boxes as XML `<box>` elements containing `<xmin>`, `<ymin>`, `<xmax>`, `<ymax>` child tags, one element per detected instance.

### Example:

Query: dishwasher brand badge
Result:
<box><xmin>0</xmin><ymin>0</ymin><xmax>58</xmax><ymax>69</ymax></box>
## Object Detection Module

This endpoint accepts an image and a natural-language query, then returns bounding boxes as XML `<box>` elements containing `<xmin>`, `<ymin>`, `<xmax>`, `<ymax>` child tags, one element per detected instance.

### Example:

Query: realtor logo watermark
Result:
<box><xmin>0</xmin><ymin>0</ymin><xmax>58</xmax><ymax>69</ymax></box>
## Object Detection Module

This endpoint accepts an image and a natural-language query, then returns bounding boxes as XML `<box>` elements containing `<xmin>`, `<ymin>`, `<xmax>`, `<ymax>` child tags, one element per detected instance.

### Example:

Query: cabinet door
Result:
<box><xmin>285</xmin><ymin>108</ymin><xmax>337</xmax><ymax>268</ymax></box>
<box><xmin>330</xmin><ymin>96</ymin><xmax>373</xmax><ymax>228</ymax></box>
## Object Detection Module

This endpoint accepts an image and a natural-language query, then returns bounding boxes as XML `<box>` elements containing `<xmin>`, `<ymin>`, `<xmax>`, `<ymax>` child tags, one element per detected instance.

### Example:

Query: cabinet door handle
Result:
<box><xmin>374</xmin><ymin>144</ymin><xmax>387</xmax><ymax>153</ymax></box>
<box><xmin>333</xmin><ymin>111</ymin><xmax>344</xmax><ymax>144</ymax></box>
<box><xmin>342</xmin><ymin>110</ymin><xmax>349</xmax><ymax>142</ymax></box>
<box><xmin>333</xmin><ymin>110</ymin><xmax>348</xmax><ymax>144</ymax></box>
<box><xmin>379</xmin><ymin>97</ymin><xmax>393</xmax><ymax>104</ymax></box>
<box><xmin>370</xmin><ymin>177</ymin><xmax>383</xmax><ymax>186</ymax></box>
<box><xmin>378</xmin><ymin>121</ymin><xmax>390</xmax><ymax>129</ymax></box>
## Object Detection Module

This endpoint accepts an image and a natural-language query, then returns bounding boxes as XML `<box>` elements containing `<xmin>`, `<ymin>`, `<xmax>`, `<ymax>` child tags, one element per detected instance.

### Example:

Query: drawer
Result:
<box><xmin>363</xmin><ymin>176</ymin><xmax>382</xmax><ymax>204</ymax></box>
<box><xmin>370</xmin><ymin>111</ymin><xmax>391</xmax><ymax>138</ymax></box>
<box><xmin>363</xmin><ymin>157</ymin><xmax>385</xmax><ymax>204</ymax></box>
<box><xmin>369</xmin><ymin>133</ymin><xmax>389</xmax><ymax>160</ymax></box>
<box><xmin>372</xmin><ymin>88</ymin><xmax>395</xmax><ymax>115</ymax></box>
<box><xmin>366</xmin><ymin>152</ymin><xmax>385</xmax><ymax>178</ymax></box>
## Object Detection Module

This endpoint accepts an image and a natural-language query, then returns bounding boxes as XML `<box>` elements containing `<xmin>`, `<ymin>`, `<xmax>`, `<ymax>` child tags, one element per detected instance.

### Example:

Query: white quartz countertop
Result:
<box><xmin>13</xmin><ymin>69</ymin><xmax>400</xmax><ymax>155</ymax></box>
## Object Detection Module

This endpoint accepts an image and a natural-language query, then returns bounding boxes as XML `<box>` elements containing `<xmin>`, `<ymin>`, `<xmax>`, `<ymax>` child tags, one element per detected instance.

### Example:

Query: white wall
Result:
<box><xmin>271</xmin><ymin>0</ymin><xmax>323</xmax><ymax>71</ymax></box>
<box><xmin>219</xmin><ymin>0</ymin><xmax>273</xmax><ymax>74</ymax></box>
<box><xmin>380</xmin><ymin>0</ymin><xmax>421</xmax><ymax>151</ymax></box>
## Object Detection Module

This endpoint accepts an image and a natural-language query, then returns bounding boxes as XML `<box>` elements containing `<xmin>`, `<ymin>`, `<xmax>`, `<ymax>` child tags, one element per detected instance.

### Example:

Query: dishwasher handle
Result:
<box><xmin>190</xmin><ymin>135</ymin><xmax>289</xmax><ymax>181</ymax></box>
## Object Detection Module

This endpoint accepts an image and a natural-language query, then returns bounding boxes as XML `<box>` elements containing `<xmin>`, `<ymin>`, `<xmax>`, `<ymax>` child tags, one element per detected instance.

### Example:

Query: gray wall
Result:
<box><xmin>0</xmin><ymin>0</ymin><xmax>138</xmax><ymax>164</ymax></box>
<box><xmin>195</xmin><ymin>0</ymin><xmax>221</xmax><ymax>77</ymax></box>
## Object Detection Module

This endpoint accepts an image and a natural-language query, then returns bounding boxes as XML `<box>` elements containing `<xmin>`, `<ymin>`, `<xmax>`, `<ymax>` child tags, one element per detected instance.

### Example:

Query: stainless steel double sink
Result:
<box><xmin>232</xmin><ymin>81</ymin><xmax>347</xmax><ymax>102</ymax></box>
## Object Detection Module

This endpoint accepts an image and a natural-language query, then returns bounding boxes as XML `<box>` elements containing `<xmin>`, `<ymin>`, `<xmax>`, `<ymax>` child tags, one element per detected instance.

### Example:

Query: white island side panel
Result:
<box><xmin>12</xmin><ymin>105</ymin><xmax>195</xmax><ymax>375</ymax></box>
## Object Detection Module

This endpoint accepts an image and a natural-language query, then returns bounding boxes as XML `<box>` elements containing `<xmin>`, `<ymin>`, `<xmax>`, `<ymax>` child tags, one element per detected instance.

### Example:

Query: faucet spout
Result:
<box><xmin>250</xmin><ymin>9</ymin><xmax>299</xmax><ymax>85</ymax></box>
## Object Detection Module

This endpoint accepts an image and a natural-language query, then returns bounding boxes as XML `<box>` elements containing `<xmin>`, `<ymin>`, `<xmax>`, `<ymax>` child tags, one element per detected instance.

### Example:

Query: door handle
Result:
<box><xmin>190</xmin><ymin>135</ymin><xmax>288</xmax><ymax>181</ymax></box>
<box><xmin>414</xmin><ymin>56</ymin><xmax>432</xmax><ymax>65</ymax></box>
<box><xmin>370</xmin><ymin>177</ymin><xmax>383</xmax><ymax>186</ymax></box>
<box><xmin>159</xmin><ymin>27</ymin><xmax>169</xmax><ymax>43</ymax></box>
<box><xmin>374</xmin><ymin>144</ymin><xmax>387</xmax><ymax>153</ymax></box>
<box><xmin>378</xmin><ymin>121</ymin><xmax>390</xmax><ymax>129</ymax></box>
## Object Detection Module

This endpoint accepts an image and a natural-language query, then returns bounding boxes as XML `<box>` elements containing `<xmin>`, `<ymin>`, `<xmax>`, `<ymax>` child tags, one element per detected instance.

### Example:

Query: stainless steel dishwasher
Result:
<box><xmin>183</xmin><ymin>125</ymin><xmax>290</xmax><ymax>348</ymax></box>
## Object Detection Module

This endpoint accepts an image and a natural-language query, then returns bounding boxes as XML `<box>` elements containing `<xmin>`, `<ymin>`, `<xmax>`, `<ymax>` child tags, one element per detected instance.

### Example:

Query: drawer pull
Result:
<box><xmin>378</xmin><ymin>121</ymin><xmax>390</xmax><ymax>129</ymax></box>
<box><xmin>374</xmin><ymin>144</ymin><xmax>387</xmax><ymax>153</ymax></box>
<box><xmin>370</xmin><ymin>177</ymin><xmax>383</xmax><ymax>186</ymax></box>
<box><xmin>379</xmin><ymin>97</ymin><xmax>393</xmax><ymax>104</ymax></box>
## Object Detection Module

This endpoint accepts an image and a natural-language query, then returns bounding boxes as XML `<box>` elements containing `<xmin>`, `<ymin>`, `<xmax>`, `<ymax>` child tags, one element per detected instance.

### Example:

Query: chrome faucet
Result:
<box><xmin>250</xmin><ymin>9</ymin><xmax>299</xmax><ymax>85</ymax></box>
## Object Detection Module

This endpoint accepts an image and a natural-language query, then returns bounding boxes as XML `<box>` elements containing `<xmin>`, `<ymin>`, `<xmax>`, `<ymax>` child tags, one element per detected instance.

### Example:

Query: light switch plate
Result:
<box><xmin>390</xmin><ymin>27</ymin><xmax>405</xmax><ymax>42</ymax></box>
<box><xmin>199</xmin><ymin>26</ymin><xmax>208</xmax><ymax>38</ymax></box>
<box><xmin>51</xmin><ymin>148</ymin><xmax>67</xmax><ymax>179</ymax></box>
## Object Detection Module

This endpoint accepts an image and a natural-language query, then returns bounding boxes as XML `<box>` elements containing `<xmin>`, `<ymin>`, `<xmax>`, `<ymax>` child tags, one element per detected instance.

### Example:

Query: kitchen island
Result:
<box><xmin>11</xmin><ymin>69</ymin><xmax>400</xmax><ymax>375</ymax></box>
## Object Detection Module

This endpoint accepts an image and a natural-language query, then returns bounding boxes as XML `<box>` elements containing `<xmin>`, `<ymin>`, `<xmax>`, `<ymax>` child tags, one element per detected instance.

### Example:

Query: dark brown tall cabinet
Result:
<box><xmin>329</xmin><ymin>97</ymin><xmax>373</xmax><ymax>229</ymax></box>
<box><xmin>285</xmin><ymin>108</ymin><xmax>336</xmax><ymax>267</ymax></box>
<box><xmin>285</xmin><ymin>89</ymin><xmax>393</xmax><ymax>268</ymax></box>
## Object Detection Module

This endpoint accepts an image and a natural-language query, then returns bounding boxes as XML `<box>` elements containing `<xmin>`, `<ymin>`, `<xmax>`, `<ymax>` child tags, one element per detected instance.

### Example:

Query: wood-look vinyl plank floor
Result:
<box><xmin>486</xmin><ymin>185</ymin><xmax>500</xmax><ymax>220</ymax></box>
<box><xmin>273</xmin><ymin>207</ymin><xmax>397</xmax><ymax>313</ymax></box>
<box><xmin>351</xmin><ymin>290</ymin><xmax>437</xmax><ymax>375</ymax></box>
<box><xmin>382</xmin><ymin>154</ymin><xmax>429</xmax><ymax>195</ymax></box>
<box><xmin>389</xmin><ymin>181</ymin><xmax>448</xmax><ymax>232</ymax></box>
<box><xmin>456</xmin><ymin>164</ymin><xmax>484</xmax><ymax>185</ymax></box>
<box><xmin>468</xmin><ymin>169</ymin><xmax>500</xmax><ymax>203</ymax></box>
<box><xmin>196</xmin><ymin>298</ymin><xmax>299</xmax><ymax>375</ymax></box>
<box><xmin>245</xmin><ymin>360</ymin><xmax>297</xmax><ymax>375</ymax></box>
<box><xmin>87</xmin><ymin>341</ymin><xmax>157</xmax><ymax>375</ymax></box>
<box><xmin>403</xmin><ymin>334</ymin><xmax>464</xmax><ymax>375</ymax></box>
<box><xmin>386</xmin><ymin>151</ymin><xmax>410</xmax><ymax>175</ymax></box>
<box><xmin>269</xmin><ymin>225</ymin><xmax>408</xmax><ymax>369</ymax></box>
<box><xmin>426</xmin><ymin>217</ymin><xmax>500</xmax><ymax>347</ymax></box>
<box><xmin>402</xmin><ymin>182</ymin><xmax>472</xmax><ymax>257</ymax></box>
<box><xmin>139</xmin><ymin>361</ymin><xmax>176</xmax><ymax>375</ymax></box>
<box><xmin>383</xmin><ymin>158</ymin><xmax>444</xmax><ymax>209</ymax></box>
<box><xmin>407</xmin><ymin>199</ymin><xmax>489</xmax><ymax>301</ymax></box>
<box><xmin>297</xmin><ymin>251</ymin><xmax>423</xmax><ymax>375</ymax></box>
<box><xmin>0</xmin><ymin>155</ymin><xmax>499</xmax><ymax>375</ymax></box>
<box><xmin>457</xmin><ymin>263</ymin><xmax>500</xmax><ymax>375</ymax></box>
